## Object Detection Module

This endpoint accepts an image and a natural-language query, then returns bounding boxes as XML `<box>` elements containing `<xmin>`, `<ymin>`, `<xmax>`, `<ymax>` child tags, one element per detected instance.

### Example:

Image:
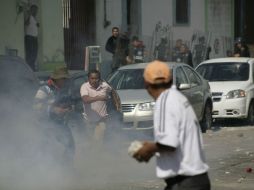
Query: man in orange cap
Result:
<box><xmin>132</xmin><ymin>60</ymin><xmax>211</xmax><ymax>190</ymax></box>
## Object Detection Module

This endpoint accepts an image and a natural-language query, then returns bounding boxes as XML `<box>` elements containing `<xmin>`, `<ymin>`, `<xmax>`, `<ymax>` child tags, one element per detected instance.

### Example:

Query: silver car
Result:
<box><xmin>107</xmin><ymin>62</ymin><xmax>213</xmax><ymax>133</ymax></box>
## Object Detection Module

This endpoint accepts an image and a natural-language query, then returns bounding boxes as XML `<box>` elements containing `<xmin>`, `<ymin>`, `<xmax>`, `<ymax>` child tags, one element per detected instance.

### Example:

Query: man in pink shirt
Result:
<box><xmin>80</xmin><ymin>70</ymin><xmax>112</xmax><ymax>144</ymax></box>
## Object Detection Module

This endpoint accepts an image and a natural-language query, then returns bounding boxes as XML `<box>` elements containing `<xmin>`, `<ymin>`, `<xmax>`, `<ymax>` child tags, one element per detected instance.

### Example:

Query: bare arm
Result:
<box><xmin>82</xmin><ymin>95</ymin><xmax>107</xmax><ymax>104</ymax></box>
<box><xmin>25</xmin><ymin>15</ymin><xmax>30</xmax><ymax>26</ymax></box>
<box><xmin>134</xmin><ymin>141</ymin><xmax>176</xmax><ymax>162</ymax></box>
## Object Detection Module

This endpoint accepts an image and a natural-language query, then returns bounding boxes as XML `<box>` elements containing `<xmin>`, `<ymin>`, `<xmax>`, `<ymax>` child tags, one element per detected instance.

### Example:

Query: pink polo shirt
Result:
<box><xmin>80</xmin><ymin>81</ymin><xmax>112</xmax><ymax>121</ymax></box>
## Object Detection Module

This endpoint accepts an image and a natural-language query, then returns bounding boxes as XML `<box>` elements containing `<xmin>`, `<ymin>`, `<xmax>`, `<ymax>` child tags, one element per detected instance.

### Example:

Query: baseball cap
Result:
<box><xmin>143</xmin><ymin>60</ymin><xmax>172</xmax><ymax>84</ymax></box>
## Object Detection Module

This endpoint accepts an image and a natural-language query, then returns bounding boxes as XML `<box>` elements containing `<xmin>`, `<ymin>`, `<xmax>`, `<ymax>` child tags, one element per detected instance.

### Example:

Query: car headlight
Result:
<box><xmin>226</xmin><ymin>89</ymin><xmax>246</xmax><ymax>99</ymax></box>
<box><xmin>138</xmin><ymin>102</ymin><xmax>155</xmax><ymax>111</ymax></box>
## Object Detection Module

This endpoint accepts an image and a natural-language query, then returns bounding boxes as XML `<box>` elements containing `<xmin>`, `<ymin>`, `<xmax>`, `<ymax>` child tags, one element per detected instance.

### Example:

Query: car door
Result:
<box><xmin>182</xmin><ymin>66</ymin><xmax>204</xmax><ymax>119</ymax></box>
<box><xmin>175</xmin><ymin>66</ymin><xmax>193</xmax><ymax>102</ymax></box>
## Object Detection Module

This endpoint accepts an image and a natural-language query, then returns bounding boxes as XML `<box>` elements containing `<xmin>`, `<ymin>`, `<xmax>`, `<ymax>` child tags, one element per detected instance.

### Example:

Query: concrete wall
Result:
<box><xmin>96</xmin><ymin>0</ymin><xmax>123</xmax><ymax>62</ymax></box>
<box><xmin>141</xmin><ymin>0</ymin><xmax>173</xmax><ymax>37</ymax></box>
<box><xmin>206</xmin><ymin>0</ymin><xmax>234</xmax><ymax>58</ymax></box>
<box><xmin>0</xmin><ymin>0</ymin><xmax>25</xmax><ymax>57</ymax></box>
<box><xmin>40</xmin><ymin>0</ymin><xmax>64</xmax><ymax>64</ymax></box>
<box><xmin>141</xmin><ymin>0</ymin><xmax>205</xmax><ymax>43</ymax></box>
<box><xmin>173</xmin><ymin>0</ymin><xmax>205</xmax><ymax>41</ymax></box>
<box><xmin>95</xmin><ymin>0</ymin><xmax>123</xmax><ymax>77</ymax></box>
<box><xmin>0</xmin><ymin>0</ymin><xmax>235</xmax><ymax>71</ymax></box>
<box><xmin>0</xmin><ymin>0</ymin><xmax>64</xmax><ymax>65</ymax></box>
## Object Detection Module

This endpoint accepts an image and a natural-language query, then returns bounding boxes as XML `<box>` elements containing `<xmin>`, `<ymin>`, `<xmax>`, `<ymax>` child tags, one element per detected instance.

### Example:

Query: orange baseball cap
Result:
<box><xmin>143</xmin><ymin>60</ymin><xmax>172</xmax><ymax>84</ymax></box>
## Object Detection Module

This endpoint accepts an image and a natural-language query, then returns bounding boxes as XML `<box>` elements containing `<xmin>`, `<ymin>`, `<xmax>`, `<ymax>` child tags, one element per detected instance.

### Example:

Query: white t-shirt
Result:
<box><xmin>154</xmin><ymin>87</ymin><xmax>209</xmax><ymax>179</ymax></box>
<box><xmin>80</xmin><ymin>81</ymin><xmax>111</xmax><ymax>121</ymax></box>
<box><xmin>25</xmin><ymin>16</ymin><xmax>38</xmax><ymax>37</ymax></box>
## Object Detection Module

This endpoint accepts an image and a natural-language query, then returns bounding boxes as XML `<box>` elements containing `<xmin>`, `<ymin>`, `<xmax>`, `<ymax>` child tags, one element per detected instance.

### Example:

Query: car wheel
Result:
<box><xmin>200</xmin><ymin>103</ymin><xmax>212</xmax><ymax>133</ymax></box>
<box><xmin>247</xmin><ymin>102</ymin><xmax>254</xmax><ymax>125</ymax></box>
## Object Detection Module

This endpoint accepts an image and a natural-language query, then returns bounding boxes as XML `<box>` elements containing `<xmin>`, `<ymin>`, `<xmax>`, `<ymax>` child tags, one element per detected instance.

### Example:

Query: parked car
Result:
<box><xmin>0</xmin><ymin>55</ymin><xmax>39</xmax><ymax>107</ymax></box>
<box><xmin>107</xmin><ymin>62</ymin><xmax>213</xmax><ymax>133</ymax></box>
<box><xmin>0</xmin><ymin>55</ymin><xmax>41</xmax><ymax>163</ymax></box>
<box><xmin>196</xmin><ymin>57</ymin><xmax>254</xmax><ymax>124</ymax></box>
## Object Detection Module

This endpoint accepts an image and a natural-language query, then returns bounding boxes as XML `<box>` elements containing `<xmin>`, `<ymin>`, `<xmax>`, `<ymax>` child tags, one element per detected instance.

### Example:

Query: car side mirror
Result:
<box><xmin>178</xmin><ymin>83</ymin><xmax>191</xmax><ymax>90</ymax></box>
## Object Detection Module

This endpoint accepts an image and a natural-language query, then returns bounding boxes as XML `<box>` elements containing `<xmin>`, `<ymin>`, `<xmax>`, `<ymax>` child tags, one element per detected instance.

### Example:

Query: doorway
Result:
<box><xmin>63</xmin><ymin>0</ymin><xmax>96</xmax><ymax>69</ymax></box>
<box><xmin>235</xmin><ymin>0</ymin><xmax>254</xmax><ymax>44</ymax></box>
<box><xmin>125</xmin><ymin>0</ymin><xmax>141</xmax><ymax>36</ymax></box>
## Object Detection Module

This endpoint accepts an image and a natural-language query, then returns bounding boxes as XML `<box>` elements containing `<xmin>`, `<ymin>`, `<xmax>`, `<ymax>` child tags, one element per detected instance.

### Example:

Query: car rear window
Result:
<box><xmin>196</xmin><ymin>62</ymin><xmax>249</xmax><ymax>81</ymax></box>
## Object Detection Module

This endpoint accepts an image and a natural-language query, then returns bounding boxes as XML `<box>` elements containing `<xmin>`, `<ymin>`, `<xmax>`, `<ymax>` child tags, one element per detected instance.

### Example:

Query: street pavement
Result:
<box><xmin>68</xmin><ymin>122</ymin><xmax>254</xmax><ymax>190</ymax></box>
<box><xmin>205</xmin><ymin>124</ymin><xmax>254</xmax><ymax>190</ymax></box>
<box><xmin>4</xmin><ymin>123</ymin><xmax>253</xmax><ymax>190</ymax></box>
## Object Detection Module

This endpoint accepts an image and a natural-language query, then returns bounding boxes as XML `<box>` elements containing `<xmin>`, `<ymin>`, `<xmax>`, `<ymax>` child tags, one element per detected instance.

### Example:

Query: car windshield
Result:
<box><xmin>108</xmin><ymin>69</ymin><xmax>145</xmax><ymax>90</ymax></box>
<box><xmin>196</xmin><ymin>62</ymin><xmax>249</xmax><ymax>81</ymax></box>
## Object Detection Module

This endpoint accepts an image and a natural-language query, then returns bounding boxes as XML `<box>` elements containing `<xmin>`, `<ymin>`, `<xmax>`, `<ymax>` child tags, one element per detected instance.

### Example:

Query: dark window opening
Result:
<box><xmin>127</xmin><ymin>0</ymin><xmax>131</xmax><ymax>25</ymax></box>
<box><xmin>175</xmin><ymin>0</ymin><xmax>189</xmax><ymax>25</ymax></box>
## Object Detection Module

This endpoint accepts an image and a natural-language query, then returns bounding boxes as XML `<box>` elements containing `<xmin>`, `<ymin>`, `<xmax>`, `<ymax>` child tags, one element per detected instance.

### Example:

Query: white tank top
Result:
<box><xmin>25</xmin><ymin>16</ymin><xmax>38</xmax><ymax>37</ymax></box>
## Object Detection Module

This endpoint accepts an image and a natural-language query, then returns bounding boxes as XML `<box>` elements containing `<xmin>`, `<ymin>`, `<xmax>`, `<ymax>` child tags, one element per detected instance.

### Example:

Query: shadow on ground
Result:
<box><xmin>209</xmin><ymin>119</ymin><xmax>253</xmax><ymax>133</ymax></box>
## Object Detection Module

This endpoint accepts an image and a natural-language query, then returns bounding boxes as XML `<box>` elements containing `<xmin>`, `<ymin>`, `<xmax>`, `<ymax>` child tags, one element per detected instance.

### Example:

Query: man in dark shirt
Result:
<box><xmin>127</xmin><ymin>36</ymin><xmax>145</xmax><ymax>64</ymax></box>
<box><xmin>233</xmin><ymin>37</ymin><xmax>250</xmax><ymax>57</ymax></box>
<box><xmin>105</xmin><ymin>27</ymin><xmax>120</xmax><ymax>72</ymax></box>
<box><xmin>106</xmin><ymin>27</ymin><xmax>130</xmax><ymax>72</ymax></box>
<box><xmin>105</xmin><ymin>27</ymin><xmax>119</xmax><ymax>55</ymax></box>
<box><xmin>172</xmin><ymin>44</ymin><xmax>193</xmax><ymax>67</ymax></box>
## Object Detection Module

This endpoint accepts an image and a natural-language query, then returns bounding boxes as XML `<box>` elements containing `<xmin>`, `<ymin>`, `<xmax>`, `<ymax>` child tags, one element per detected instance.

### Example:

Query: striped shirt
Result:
<box><xmin>154</xmin><ymin>87</ymin><xmax>209</xmax><ymax>179</ymax></box>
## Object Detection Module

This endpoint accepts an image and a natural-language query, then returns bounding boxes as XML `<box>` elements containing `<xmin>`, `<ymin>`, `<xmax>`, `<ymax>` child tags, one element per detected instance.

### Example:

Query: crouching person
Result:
<box><xmin>34</xmin><ymin>66</ymin><xmax>75</xmax><ymax>167</ymax></box>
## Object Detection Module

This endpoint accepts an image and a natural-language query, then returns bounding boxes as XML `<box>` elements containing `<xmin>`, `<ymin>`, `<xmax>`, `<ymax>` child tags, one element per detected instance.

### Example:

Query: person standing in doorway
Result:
<box><xmin>233</xmin><ymin>37</ymin><xmax>250</xmax><ymax>57</ymax></box>
<box><xmin>132</xmin><ymin>60</ymin><xmax>211</xmax><ymax>190</ymax></box>
<box><xmin>105</xmin><ymin>27</ymin><xmax>120</xmax><ymax>72</ymax></box>
<box><xmin>25</xmin><ymin>4</ymin><xmax>39</xmax><ymax>71</ymax></box>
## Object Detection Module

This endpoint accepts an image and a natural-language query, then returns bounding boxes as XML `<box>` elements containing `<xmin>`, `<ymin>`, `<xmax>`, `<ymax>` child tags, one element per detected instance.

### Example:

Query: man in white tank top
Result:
<box><xmin>25</xmin><ymin>4</ymin><xmax>39</xmax><ymax>71</ymax></box>
<box><xmin>132</xmin><ymin>60</ymin><xmax>211</xmax><ymax>190</ymax></box>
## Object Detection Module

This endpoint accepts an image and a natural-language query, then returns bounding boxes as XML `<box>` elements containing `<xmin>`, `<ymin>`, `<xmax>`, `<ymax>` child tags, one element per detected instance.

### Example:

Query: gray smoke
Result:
<box><xmin>0</xmin><ymin>94</ymin><xmax>156</xmax><ymax>190</ymax></box>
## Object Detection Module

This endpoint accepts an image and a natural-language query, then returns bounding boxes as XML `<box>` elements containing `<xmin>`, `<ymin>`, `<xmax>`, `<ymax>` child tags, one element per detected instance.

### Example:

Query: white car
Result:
<box><xmin>196</xmin><ymin>57</ymin><xmax>254</xmax><ymax>124</ymax></box>
<box><xmin>108</xmin><ymin>62</ymin><xmax>213</xmax><ymax>133</ymax></box>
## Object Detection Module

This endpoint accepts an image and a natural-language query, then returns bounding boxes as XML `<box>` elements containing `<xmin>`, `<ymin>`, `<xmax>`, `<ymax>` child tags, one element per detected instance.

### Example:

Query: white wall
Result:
<box><xmin>40</xmin><ymin>0</ymin><xmax>64</xmax><ymax>63</ymax></box>
<box><xmin>0</xmin><ymin>0</ymin><xmax>25</xmax><ymax>57</ymax></box>
<box><xmin>141</xmin><ymin>0</ymin><xmax>205</xmax><ymax>43</ymax></box>
<box><xmin>173</xmin><ymin>0</ymin><xmax>205</xmax><ymax>41</ymax></box>
<box><xmin>0</xmin><ymin>0</ymin><xmax>65</xmax><ymax>64</ymax></box>
<box><xmin>96</xmin><ymin>0</ymin><xmax>123</xmax><ymax>61</ymax></box>
<box><xmin>141</xmin><ymin>0</ymin><xmax>172</xmax><ymax>37</ymax></box>
<box><xmin>206</xmin><ymin>0</ymin><xmax>234</xmax><ymax>58</ymax></box>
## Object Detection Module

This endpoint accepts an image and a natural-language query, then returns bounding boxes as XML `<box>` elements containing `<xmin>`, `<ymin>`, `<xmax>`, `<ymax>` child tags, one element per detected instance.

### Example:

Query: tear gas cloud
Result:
<box><xmin>0</xmin><ymin>93</ymin><xmax>156</xmax><ymax>190</ymax></box>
